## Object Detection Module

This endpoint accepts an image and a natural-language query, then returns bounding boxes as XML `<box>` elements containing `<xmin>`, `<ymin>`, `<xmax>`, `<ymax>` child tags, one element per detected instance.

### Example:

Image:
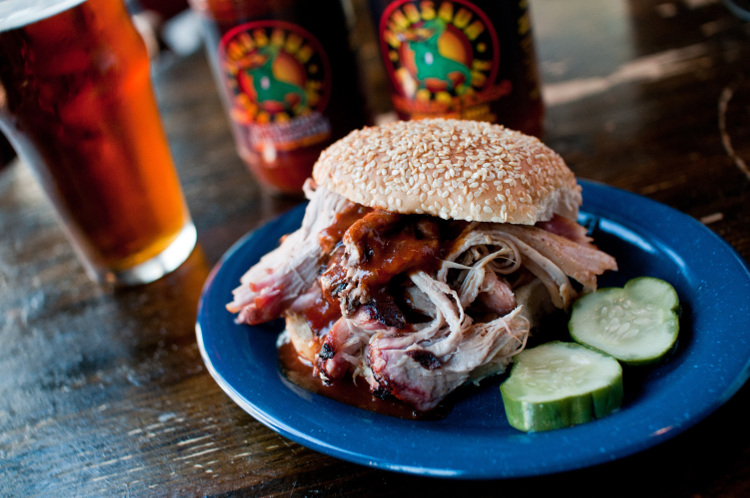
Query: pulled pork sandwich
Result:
<box><xmin>227</xmin><ymin>118</ymin><xmax>618</xmax><ymax>412</ymax></box>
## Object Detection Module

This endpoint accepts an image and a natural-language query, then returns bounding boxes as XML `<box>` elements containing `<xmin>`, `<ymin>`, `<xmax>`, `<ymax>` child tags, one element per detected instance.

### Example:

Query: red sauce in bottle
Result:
<box><xmin>189</xmin><ymin>0</ymin><xmax>369</xmax><ymax>195</ymax></box>
<box><xmin>369</xmin><ymin>0</ymin><xmax>544</xmax><ymax>137</ymax></box>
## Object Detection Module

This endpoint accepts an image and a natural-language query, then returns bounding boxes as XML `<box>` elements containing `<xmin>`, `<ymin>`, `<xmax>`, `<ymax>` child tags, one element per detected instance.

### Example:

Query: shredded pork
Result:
<box><xmin>226</xmin><ymin>182</ymin><xmax>348</xmax><ymax>324</ymax></box>
<box><xmin>228</xmin><ymin>184</ymin><xmax>617</xmax><ymax>411</ymax></box>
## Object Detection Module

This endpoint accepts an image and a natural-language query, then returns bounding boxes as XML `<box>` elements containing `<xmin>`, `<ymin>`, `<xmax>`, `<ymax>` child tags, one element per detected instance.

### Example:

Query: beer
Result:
<box><xmin>369</xmin><ymin>0</ymin><xmax>544</xmax><ymax>136</ymax></box>
<box><xmin>0</xmin><ymin>0</ymin><xmax>196</xmax><ymax>285</ymax></box>
<box><xmin>189</xmin><ymin>0</ymin><xmax>369</xmax><ymax>194</ymax></box>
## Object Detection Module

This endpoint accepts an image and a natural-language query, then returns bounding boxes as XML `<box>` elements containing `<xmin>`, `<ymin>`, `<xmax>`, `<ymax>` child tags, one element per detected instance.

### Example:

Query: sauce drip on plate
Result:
<box><xmin>278</xmin><ymin>339</ymin><xmax>448</xmax><ymax>420</ymax></box>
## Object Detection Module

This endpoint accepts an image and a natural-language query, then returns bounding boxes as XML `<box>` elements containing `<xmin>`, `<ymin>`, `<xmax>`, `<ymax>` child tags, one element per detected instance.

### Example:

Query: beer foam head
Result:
<box><xmin>0</xmin><ymin>0</ymin><xmax>87</xmax><ymax>32</ymax></box>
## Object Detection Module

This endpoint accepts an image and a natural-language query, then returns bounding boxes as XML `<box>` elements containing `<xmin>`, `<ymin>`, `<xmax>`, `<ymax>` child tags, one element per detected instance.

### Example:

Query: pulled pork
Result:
<box><xmin>228</xmin><ymin>181</ymin><xmax>618</xmax><ymax>412</ymax></box>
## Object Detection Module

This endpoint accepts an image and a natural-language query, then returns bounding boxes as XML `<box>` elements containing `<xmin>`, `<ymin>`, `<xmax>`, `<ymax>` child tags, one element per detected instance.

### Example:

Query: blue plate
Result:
<box><xmin>196</xmin><ymin>180</ymin><xmax>750</xmax><ymax>479</ymax></box>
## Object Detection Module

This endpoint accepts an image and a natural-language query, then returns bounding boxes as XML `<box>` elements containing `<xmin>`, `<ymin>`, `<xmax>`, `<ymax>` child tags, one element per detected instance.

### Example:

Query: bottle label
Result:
<box><xmin>378</xmin><ymin>0</ymin><xmax>508</xmax><ymax>121</ymax></box>
<box><xmin>218</xmin><ymin>20</ymin><xmax>332</xmax><ymax>152</ymax></box>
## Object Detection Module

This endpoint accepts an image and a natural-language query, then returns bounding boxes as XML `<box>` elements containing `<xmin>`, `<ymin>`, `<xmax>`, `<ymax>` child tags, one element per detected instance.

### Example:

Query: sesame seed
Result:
<box><xmin>311</xmin><ymin>118</ymin><xmax>580</xmax><ymax>223</ymax></box>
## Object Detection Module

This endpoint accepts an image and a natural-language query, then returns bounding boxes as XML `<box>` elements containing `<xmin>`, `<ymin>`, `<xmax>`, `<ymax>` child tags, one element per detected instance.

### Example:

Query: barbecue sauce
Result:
<box><xmin>320</xmin><ymin>211</ymin><xmax>444</xmax><ymax>306</ymax></box>
<box><xmin>301</xmin><ymin>291</ymin><xmax>340</xmax><ymax>335</ymax></box>
<box><xmin>318</xmin><ymin>203</ymin><xmax>373</xmax><ymax>253</ymax></box>
<box><xmin>278</xmin><ymin>338</ymin><xmax>448</xmax><ymax>420</ymax></box>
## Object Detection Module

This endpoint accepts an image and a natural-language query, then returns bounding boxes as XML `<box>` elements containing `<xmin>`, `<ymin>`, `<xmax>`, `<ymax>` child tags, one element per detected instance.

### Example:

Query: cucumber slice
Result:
<box><xmin>569</xmin><ymin>277</ymin><xmax>680</xmax><ymax>365</ymax></box>
<box><xmin>500</xmin><ymin>341</ymin><xmax>623</xmax><ymax>432</ymax></box>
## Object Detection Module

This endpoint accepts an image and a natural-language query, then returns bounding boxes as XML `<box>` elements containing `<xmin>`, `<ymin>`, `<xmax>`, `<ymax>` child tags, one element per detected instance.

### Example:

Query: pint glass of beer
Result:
<box><xmin>0</xmin><ymin>0</ymin><xmax>197</xmax><ymax>285</ymax></box>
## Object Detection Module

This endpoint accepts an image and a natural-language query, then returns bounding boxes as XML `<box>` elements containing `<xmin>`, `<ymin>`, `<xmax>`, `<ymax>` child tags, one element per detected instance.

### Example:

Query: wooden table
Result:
<box><xmin>2</xmin><ymin>0</ymin><xmax>749</xmax><ymax>495</ymax></box>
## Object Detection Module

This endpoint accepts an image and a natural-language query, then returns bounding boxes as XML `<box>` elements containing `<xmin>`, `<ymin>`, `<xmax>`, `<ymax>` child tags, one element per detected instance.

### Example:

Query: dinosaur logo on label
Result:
<box><xmin>219</xmin><ymin>21</ymin><xmax>331</xmax><ymax>150</ymax></box>
<box><xmin>379</xmin><ymin>0</ymin><xmax>507</xmax><ymax>120</ymax></box>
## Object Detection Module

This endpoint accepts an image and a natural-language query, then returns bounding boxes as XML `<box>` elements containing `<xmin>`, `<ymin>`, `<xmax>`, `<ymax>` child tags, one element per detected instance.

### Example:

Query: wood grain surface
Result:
<box><xmin>2</xmin><ymin>0</ymin><xmax>749</xmax><ymax>496</ymax></box>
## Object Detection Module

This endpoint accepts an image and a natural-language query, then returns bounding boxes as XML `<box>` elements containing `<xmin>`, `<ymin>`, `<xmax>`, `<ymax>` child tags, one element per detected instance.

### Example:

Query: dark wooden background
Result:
<box><xmin>1</xmin><ymin>0</ymin><xmax>749</xmax><ymax>495</ymax></box>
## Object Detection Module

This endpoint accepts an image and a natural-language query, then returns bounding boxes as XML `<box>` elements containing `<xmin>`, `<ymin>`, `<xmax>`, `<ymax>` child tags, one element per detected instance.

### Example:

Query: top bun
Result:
<box><xmin>313</xmin><ymin>118</ymin><xmax>581</xmax><ymax>224</ymax></box>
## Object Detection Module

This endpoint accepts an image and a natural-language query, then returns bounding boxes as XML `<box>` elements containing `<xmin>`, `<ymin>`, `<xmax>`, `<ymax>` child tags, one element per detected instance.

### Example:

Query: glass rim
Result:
<box><xmin>0</xmin><ymin>0</ymin><xmax>87</xmax><ymax>32</ymax></box>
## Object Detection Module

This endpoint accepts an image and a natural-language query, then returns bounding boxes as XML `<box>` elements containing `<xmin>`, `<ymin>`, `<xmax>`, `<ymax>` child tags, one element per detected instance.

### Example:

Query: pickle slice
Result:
<box><xmin>569</xmin><ymin>277</ymin><xmax>680</xmax><ymax>365</ymax></box>
<box><xmin>500</xmin><ymin>341</ymin><xmax>623</xmax><ymax>432</ymax></box>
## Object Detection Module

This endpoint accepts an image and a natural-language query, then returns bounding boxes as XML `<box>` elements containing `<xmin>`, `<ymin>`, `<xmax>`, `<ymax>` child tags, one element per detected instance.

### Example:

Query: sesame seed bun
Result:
<box><xmin>312</xmin><ymin>118</ymin><xmax>582</xmax><ymax>224</ymax></box>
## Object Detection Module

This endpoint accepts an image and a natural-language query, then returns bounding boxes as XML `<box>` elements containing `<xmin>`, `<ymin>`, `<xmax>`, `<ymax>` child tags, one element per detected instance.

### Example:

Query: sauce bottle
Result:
<box><xmin>369</xmin><ymin>0</ymin><xmax>544</xmax><ymax>137</ymax></box>
<box><xmin>189</xmin><ymin>0</ymin><xmax>369</xmax><ymax>194</ymax></box>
